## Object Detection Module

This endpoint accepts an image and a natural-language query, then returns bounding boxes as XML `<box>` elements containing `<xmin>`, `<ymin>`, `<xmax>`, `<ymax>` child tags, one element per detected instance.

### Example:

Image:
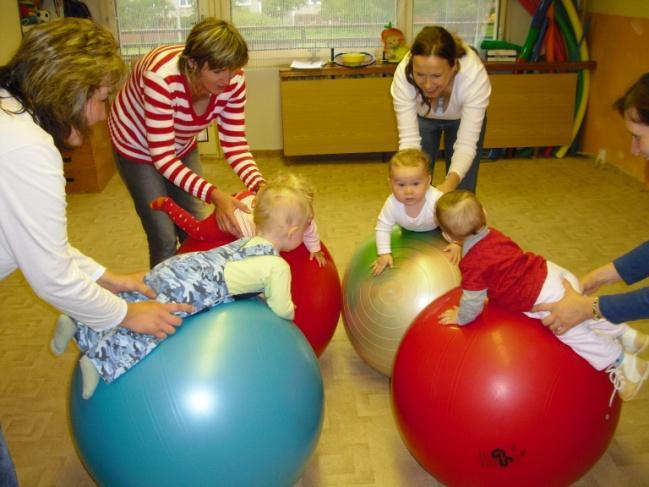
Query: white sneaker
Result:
<box><xmin>607</xmin><ymin>353</ymin><xmax>649</xmax><ymax>403</ymax></box>
<box><xmin>620</xmin><ymin>328</ymin><xmax>649</xmax><ymax>355</ymax></box>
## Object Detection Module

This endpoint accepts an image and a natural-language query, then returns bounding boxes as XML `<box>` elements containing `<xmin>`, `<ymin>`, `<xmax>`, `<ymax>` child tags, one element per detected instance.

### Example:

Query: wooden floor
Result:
<box><xmin>1</xmin><ymin>153</ymin><xmax>649</xmax><ymax>486</ymax></box>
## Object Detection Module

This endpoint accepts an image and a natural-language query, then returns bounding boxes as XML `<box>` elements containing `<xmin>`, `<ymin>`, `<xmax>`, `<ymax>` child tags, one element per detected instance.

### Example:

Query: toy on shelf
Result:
<box><xmin>18</xmin><ymin>0</ymin><xmax>40</xmax><ymax>25</ymax></box>
<box><xmin>36</xmin><ymin>8</ymin><xmax>50</xmax><ymax>22</ymax></box>
<box><xmin>381</xmin><ymin>23</ymin><xmax>408</xmax><ymax>63</ymax></box>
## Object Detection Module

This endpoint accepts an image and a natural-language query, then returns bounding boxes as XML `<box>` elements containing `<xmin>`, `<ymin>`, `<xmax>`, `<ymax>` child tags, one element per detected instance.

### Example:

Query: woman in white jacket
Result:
<box><xmin>391</xmin><ymin>26</ymin><xmax>491</xmax><ymax>193</ymax></box>
<box><xmin>0</xmin><ymin>19</ymin><xmax>192</xmax><ymax>485</ymax></box>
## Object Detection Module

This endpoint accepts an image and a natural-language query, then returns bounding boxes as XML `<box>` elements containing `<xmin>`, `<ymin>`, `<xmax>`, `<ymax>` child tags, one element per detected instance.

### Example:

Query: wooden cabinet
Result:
<box><xmin>279</xmin><ymin>62</ymin><xmax>594</xmax><ymax>157</ymax></box>
<box><xmin>62</xmin><ymin>120</ymin><xmax>116</xmax><ymax>193</ymax></box>
<box><xmin>280</xmin><ymin>65</ymin><xmax>397</xmax><ymax>156</ymax></box>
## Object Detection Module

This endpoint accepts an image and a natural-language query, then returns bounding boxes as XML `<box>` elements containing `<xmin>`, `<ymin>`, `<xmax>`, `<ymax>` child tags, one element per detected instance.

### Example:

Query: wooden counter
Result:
<box><xmin>279</xmin><ymin>61</ymin><xmax>595</xmax><ymax>156</ymax></box>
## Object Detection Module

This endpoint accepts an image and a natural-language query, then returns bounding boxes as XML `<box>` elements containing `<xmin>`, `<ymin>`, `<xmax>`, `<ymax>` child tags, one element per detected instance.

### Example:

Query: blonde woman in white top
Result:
<box><xmin>391</xmin><ymin>26</ymin><xmax>491</xmax><ymax>193</ymax></box>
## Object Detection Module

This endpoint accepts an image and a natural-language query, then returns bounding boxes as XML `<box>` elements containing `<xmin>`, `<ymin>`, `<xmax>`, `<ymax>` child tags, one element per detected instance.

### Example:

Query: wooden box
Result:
<box><xmin>62</xmin><ymin>120</ymin><xmax>116</xmax><ymax>193</ymax></box>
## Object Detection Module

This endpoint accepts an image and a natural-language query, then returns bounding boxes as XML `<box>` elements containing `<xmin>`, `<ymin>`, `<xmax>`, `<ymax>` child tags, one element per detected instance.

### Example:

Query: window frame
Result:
<box><xmin>104</xmin><ymin>0</ymin><xmax>502</xmax><ymax>68</ymax></box>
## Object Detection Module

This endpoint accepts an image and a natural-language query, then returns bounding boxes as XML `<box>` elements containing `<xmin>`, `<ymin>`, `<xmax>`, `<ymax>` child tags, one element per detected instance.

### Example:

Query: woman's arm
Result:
<box><xmin>0</xmin><ymin>142</ymin><xmax>127</xmax><ymax>329</ymax></box>
<box><xmin>215</xmin><ymin>72</ymin><xmax>265</xmax><ymax>193</ymax></box>
<box><xmin>390</xmin><ymin>56</ymin><xmax>422</xmax><ymax>151</ymax></box>
<box><xmin>142</xmin><ymin>70</ymin><xmax>216</xmax><ymax>203</ymax></box>
<box><xmin>444</xmin><ymin>55</ymin><xmax>491</xmax><ymax>190</ymax></box>
<box><xmin>612</xmin><ymin>241</ymin><xmax>649</xmax><ymax>286</ymax></box>
<box><xmin>0</xmin><ymin>141</ymin><xmax>192</xmax><ymax>336</ymax></box>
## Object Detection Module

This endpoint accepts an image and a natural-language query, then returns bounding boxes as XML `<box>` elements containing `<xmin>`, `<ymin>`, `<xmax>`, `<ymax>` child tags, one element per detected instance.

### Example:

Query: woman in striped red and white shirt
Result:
<box><xmin>109</xmin><ymin>18</ymin><xmax>264</xmax><ymax>267</ymax></box>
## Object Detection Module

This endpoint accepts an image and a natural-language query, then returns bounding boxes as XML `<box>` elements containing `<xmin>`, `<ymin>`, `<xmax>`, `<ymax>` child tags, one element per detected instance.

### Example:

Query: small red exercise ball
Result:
<box><xmin>391</xmin><ymin>288</ymin><xmax>621</xmax><ymax>487</ymax></box>
<box><xmin>179</xmin><ymin>237</ymin><xmax>341</xmax><ymax>357</ymax></box>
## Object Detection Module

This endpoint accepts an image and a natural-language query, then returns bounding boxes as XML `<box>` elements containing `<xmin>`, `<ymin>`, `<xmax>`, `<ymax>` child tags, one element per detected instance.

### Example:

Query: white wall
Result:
<box><xmin>245</xmin><ymin>67</ymin><xmax>284</xmax><ymax>150</ymax></box>
<box><xmin>0</xmin><ymin>0</ymin><xmax>22</xmax><ymax>64</ymax></box>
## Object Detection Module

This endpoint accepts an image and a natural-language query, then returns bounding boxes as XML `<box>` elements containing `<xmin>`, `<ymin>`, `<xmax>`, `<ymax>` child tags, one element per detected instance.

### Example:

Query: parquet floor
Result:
<box><xmin>1</xmin><ymin>153</ymin><xmax>649</xmax><ymax>486</ymax></box>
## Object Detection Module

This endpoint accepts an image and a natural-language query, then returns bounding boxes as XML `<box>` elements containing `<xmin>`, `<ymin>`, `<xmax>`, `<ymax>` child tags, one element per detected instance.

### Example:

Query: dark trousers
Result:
<box><xmin>0</xmin><ymin>425</ymin><xmax>18</xmax><ymax>487</ymax></box>
<box><xmin>114</xmin><ymin>149</ymin><xmax>207</xmax><ymax>268</ymax></box>
<box><xmin>418</xmin><ymin>115</ymin><xmax>487</xmax><ymax>193</ymax></box>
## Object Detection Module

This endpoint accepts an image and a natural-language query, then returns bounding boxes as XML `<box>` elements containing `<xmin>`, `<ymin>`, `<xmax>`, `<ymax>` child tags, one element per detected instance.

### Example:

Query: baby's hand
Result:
<box><xmin>438</xmin><ymin>306</ymin><xmax>459</xmax><ymax>325</ymax></box>
<box><xmin>371</xmin><ymin>254</ymin><xmax>393</xmax><ymax>276</ymax></box>
<box><xmin>310</xmin><ymin>251</ymin><xmax>326</xmax><ymax>267</ymax></box>
<box><xmin>443</xmin><ymin>243</ymin><xmax>462</xmax><ymax>265</ymax></box>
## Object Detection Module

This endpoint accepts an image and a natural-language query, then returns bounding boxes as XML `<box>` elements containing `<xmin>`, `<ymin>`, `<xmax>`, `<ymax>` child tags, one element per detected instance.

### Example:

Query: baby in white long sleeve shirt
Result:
<box><xmin>371</xmin><ymin>149</ymin><xmax>461</xmax><ymax>276</ymax></box>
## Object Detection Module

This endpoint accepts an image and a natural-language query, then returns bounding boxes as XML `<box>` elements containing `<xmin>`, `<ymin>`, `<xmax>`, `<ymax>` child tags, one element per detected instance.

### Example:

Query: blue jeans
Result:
<box><xmin>0</xmin><ymin>425</ymin><xmax>18</xmax><ymax>487</ymax></box>
<box><xmin>115</xmin><ymin>149</ymin><xmax>207</xmax><ymax>268</ymax></box>
<box><xmin>418</xmin><ymin>116</ymin><xmax>487</xmax><ymax>193</ymax></box>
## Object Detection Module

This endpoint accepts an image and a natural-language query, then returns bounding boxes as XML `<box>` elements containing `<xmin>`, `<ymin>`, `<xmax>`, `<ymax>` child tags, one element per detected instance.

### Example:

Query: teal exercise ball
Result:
<box><xmin>70</xmin><ymin>300</ymin><xmax>324</xmax><ymax>487</ymax></box>
<box><xmin>342</xmin><ymin>228</ymin><xmax>460</xmax><ymax>376</ymax></box>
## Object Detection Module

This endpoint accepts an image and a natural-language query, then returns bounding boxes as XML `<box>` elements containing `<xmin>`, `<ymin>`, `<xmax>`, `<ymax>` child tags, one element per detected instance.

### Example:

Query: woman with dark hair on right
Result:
<box><xmin>535</xmin><ymin>73</ymin><xmax>649</xmax><ymax>337</ymax></box>
<box><xmin>391</xmin><ymin>26</ymin><xmax>491</xmax><ymax>193</ymax></box>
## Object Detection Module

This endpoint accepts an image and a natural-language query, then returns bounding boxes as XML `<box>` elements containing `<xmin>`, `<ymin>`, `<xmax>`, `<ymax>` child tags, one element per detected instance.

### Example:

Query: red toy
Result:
<box><xmin>392</xmin><ymin>287</ymin><xmax>621</xmax><ymax>486</ymax></box>
<box><xmin>178</xmin><ymin>236</ymin><xmax>341</xmax><ymax>357</ymax></box>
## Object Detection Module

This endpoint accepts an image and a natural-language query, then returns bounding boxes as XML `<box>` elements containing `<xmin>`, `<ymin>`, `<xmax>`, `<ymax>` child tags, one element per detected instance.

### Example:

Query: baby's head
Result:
<box><xmin>388</xmin><ymin>149</ymin><xmax>431</xmax><ymax>177</ymax></box>
<box><xmin>266</xmin><ymin>172</ymin><xmax>315</xmax><ymax>219</ymax></box>
<box><xmin>253</xmin><ymin>179</ymin><xmax>310</xmax><ymax>252</ymax></box>
<box><xmin>388</xmin><ymin>149</ymin><xmax>432</xmax><ymax>206</ymax></box>
<box><xmin>435</xmin><ymin>190</ymin><xmax>486</xmax><ymax>242</ymax></box>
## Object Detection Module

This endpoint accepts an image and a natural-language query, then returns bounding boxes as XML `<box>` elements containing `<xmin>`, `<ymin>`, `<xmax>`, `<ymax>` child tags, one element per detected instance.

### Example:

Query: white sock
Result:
<box><xmin>79</xmin><ymin>355</ymin><xmax>100</xmax><ymax>399</ymax></box>
<box><xmin>50</xmin><ymin>315</ymin><xmax>78</xmax><ymax>356</ymax></box>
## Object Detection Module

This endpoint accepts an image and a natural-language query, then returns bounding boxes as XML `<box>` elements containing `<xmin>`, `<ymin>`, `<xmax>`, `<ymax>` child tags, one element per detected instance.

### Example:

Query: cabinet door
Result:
<box><xmin>281</xmin><ymin>77</ymin><xmax>399</xmax><ymax>156</ymax></box>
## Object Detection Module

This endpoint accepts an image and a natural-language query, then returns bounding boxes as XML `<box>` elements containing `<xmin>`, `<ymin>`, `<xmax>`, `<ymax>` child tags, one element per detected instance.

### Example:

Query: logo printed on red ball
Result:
<box><xmin>479</xmin><ymin>446</ymin><xmax>527</xmax><ymax>468</ymax></box>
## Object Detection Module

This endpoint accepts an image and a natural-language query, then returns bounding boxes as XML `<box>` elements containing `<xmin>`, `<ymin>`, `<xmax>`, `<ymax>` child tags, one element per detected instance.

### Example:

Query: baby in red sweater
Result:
<box><xmin>435</xmin><ymin>190</ymin><xmax>649</xmax><ymax>402</ymax></box>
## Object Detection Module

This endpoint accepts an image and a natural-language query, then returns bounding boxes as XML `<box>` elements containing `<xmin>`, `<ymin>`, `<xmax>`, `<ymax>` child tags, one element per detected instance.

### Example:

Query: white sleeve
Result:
<box><xmin>234</xmin><ymin>194</ymin><xmax>256</xmax><ymax>238</ymax></box>
<box><xmin>375</xmin><ymin>197</ymin><xmax>397</xmax><ymax>255</ymax></box>
<box><xmin>302</xmin><ymin>219</ymin><xmax>321</xmax><ymax>253</ymax></box>
<box><xmin>264</xmin><ymin>259</ymin><xmax>294</xmax><ymax>320</ymax></box>
<box><xmin>0</xmin><ymin>143</ymin><xmax>126</xmax><ymax>330</ymax></box>
<box><xmin>390</xmin><ymin>55</ymin><xmax>422</xmax><ymax>151</ymax></box>
<box><xmin>67</xmin><ymin>246</ymin><xmax>106</xmax><ymax>280</ymax></box>
<box><xmin>448</xmin><ymin>57</ymin><xmax>491</xmax><ymax>179</ymax></box>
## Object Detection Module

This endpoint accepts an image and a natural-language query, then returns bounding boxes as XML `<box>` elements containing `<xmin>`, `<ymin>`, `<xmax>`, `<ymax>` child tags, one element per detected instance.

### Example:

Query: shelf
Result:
<box><xmin>279</xmin><ymin>60</ymin><xmax>596</xmax><ymax>80</ymax></box>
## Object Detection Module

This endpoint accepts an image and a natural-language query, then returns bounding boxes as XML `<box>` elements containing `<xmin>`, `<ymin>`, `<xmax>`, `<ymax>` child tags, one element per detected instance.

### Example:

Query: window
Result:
<box><xmin>231</xmin><ymin>0</ymin><xmax>398</xmax><ymax>52</ymax></box>
<box><xmin>413</xmin><ymin>0</ymin><xmax>497</xmax><ymax>48</ymax></box>
<box><xmin>114</xmin><ymin>0</ymin><xmax>200</xmax><ymax>61</ymax></box>
<box><xmin>231</xmin><ymin>0</ymin><xmax>498</xmax><ymax>54</ymax></box>
<box><xmin>112</xmin><ymin>0</ymin><xmax>499</xmax><ymax>64</ymax></box>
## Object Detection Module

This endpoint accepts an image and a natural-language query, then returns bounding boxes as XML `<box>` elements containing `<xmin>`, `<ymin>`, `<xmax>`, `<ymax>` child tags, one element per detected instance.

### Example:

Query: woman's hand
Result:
<box><xmin>581</xmin><ymin>263</ymin><xmax>621</xmax><ymax>295</ymax></box>
<box><xmin>435</xmin><ymin>172</ymin><xmax>461</xmax><ymax>194</ymax></box>
<box><xmin>210</xmin><ymin>189</ymin><xmax>249</xmax><ymax>237</ymax></box>
<box><xmin>98</xmin><ymin>270</ymin><xmax>156</xmax><ymax>298</ymax></box>
<box><xmin>120</xmin><ymin>301</ymin><xmax>195</xmax><ymax>339</ymax></box>
<box><xmin>532</xmin><ymin>279</ymin><xmax>592</xmax><ymax>335</ymax></box>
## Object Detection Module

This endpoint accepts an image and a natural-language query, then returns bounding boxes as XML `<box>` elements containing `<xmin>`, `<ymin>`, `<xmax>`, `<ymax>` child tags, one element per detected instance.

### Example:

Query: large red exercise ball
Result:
<box><xmin>179</xmin><ymin>237</ymin><xmax>341</xmax><ymax>357</ymax></box>
<box><xmin>342</xmin><ymin>228</ymin><xmax>460</xmax><ymax>375</ymax></box>
<box><xmin>391</xmin><ymin>288</ymin><xmax>621</xmax><ymax>487</ymax></box>
<box><xmin>70</xmin><ymin>300</ymin><xmax>324</xmax><ymax>487</ymax></box>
